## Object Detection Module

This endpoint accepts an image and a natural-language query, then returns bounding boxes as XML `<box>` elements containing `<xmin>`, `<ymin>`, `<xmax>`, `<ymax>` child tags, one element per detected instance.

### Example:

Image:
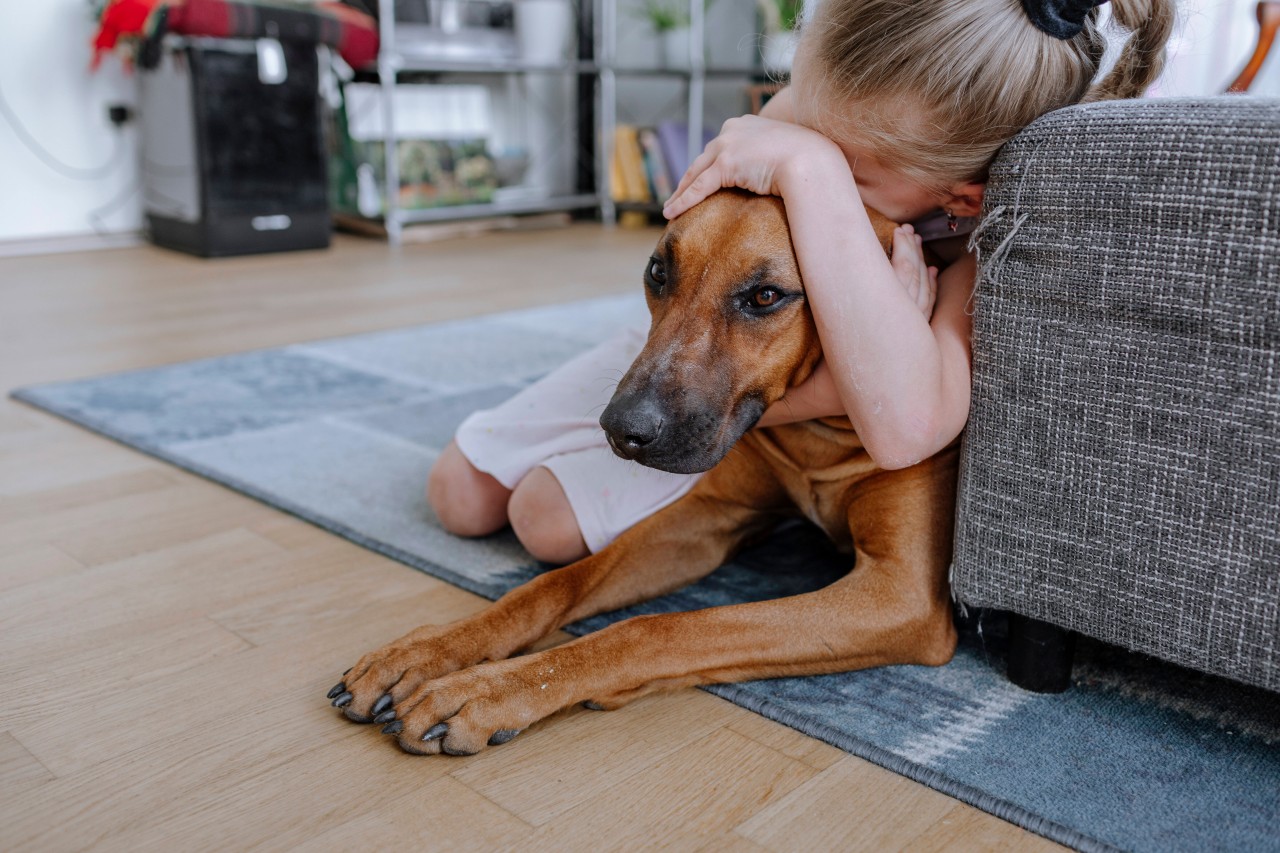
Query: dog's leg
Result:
<box><xmin>379</xmin><ymin>451</ymin><xmax>959</xmax><ymax>755</ymax></box>
<box><xmin>332</xmin><ymin>447</ymin><xmax>789</xmax><ymax>724</ymax></box>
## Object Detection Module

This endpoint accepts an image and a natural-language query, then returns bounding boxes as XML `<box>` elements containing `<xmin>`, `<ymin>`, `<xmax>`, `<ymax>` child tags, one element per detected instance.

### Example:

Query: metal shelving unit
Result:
<box><xmin>365</xmin><ymin>0</ymin><xmax>750</xmax><ymax>242</ymax></box>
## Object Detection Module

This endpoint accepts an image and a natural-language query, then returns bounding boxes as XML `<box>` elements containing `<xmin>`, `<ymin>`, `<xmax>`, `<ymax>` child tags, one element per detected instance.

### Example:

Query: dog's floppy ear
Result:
<box><xmin>865</xmin><ymin>207</ymin><xmax>898</xmax><ymax>255</ymax></box>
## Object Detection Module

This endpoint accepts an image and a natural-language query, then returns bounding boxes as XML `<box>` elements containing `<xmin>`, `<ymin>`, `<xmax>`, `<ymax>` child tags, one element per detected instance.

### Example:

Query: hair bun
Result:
<box><xmin>1021</xmin><ymin>0</ymin><xmax>1109</xmax><ymax>39</ymax></box>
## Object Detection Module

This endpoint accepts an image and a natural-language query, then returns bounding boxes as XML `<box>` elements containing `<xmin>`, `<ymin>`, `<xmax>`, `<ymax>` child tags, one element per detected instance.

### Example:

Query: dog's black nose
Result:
<box><xmin>601</xmin><ymin>397</ymin><xmax>664</xmax><ymax>461</ymax></box>
<box><xmin>614</xmin><ymin>430</ymin><xmax>654</xmax><ymax>458</ymax></box>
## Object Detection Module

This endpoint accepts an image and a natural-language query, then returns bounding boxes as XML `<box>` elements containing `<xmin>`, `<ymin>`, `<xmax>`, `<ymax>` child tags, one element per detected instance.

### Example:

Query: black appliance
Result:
<box><xmin>138</xmin><ymin>37</ymin><xmax>330</xmax><ymax>257</ymax></box>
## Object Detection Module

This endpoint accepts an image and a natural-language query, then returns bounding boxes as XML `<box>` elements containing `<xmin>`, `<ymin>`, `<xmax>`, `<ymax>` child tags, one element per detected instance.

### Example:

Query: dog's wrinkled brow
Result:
<box><xmin>736</xmin><ymin>260</ymin><xmax>794</xmax><ymax>293</ymax></box>
<box><xmin>738</xmin><ymin>262</ymin><xmax>772</xmax><ymax>290</ymax></box>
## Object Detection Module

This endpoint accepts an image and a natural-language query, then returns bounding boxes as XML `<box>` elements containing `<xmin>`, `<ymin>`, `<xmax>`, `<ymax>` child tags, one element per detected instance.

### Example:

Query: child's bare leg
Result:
<box><xmin>428</xmin><ymin>444</ymin><xmax>588</xmax><ymax>564</ymax></box>
<box><xmin>508</xmin><ymin>467</ymin><xmax>589</xmax><ymax>565</ymax></box>
<box><xmin>427</xmin><ymin>441</ymin><xmax>512</xmax><ymax>537</ymax></box>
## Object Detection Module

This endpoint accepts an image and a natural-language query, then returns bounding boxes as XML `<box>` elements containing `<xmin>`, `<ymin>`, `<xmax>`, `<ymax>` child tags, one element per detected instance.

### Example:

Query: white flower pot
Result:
<box><xmin>660</xmin><ymin>27</ymin><xmax>692</xmax><ymax>68</ymax></box>
<box><xmin>515</xmin><ymin>0</ymin><xmax>574</xmax><ymax>66</ymax></box>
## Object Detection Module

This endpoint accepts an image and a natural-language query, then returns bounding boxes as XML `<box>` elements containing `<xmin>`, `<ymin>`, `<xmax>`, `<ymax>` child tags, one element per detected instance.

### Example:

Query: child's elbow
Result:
<box><xmin>864</xmin><ymin>435</ymin><xmax>936</xmax><ymax>471</ymax></box>
<box><xmin>862</xmin><ymin>414</ymin><xmax>963</xmax><ymax>471</ymax></box>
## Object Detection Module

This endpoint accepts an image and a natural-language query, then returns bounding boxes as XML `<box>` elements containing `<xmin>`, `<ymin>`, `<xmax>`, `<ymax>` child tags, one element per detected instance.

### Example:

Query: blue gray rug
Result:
<box><xmin>13</xmin><ymin>295</ymin><xmax>1280</xmax><ymax>853</ymax></box>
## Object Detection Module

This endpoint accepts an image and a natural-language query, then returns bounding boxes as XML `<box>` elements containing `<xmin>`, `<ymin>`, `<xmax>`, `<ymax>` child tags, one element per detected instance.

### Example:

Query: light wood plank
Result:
<box><xmin>0</xmin><ymin>528</ymin><xmax>287</xmax><ymax>641</ymax></box>
<box><xmin>528</xmin><ymin>728</ymin><xmax>816</xmax><ymax>850</ymax></box>
<box><xmin>0</xmin><ymin>401</ymin><xmax>44</xmax><ymax>435</ymax></box>
<box><xmin>303</xmin><ymin>774</ymin><xmax>532</xmax><ymax>850</ymax></box>
<box><xmin>696</xmin><ymin>834</ymin><xmax>772</xmax><ymax>853</ymax></box>
<box><xmin>0</xmin><ymin>610</ymin><xmax>251</xmax><ymax>734</ymax></box>
<box><xmin>207</xmin><ymin>543</ymin><xmax>482</xmax><ymax>648</ymax></box>
<box><xmin>724</xmin><ymin>705</ymin><xmax>846</xmax><ymax>772</ymax></box>
<box><xmin>49</xmin><ymin>485</ymin><xmax>272</xmax><ymax>567</ymax></box>
<box><xmin>0</xmin><ymin>477</ymin><xmax>236</xmax><ymax>555</ymax></box>
<box><xmin>450</xmin><ymin>689</ymin><xmax>733</xmax><ymax>828</ymax></box>
<box><xmin>247</xmin><ymin>513</ymin><xmax>352</xmax><ymax>552</ymax></box>
<box><xmin>0</xmin><ymin>732</ymin><xmax>53</xmax><ymax>791</ymax></box>
<box><xmin>0</xmin><ymin>469</ymin><xmax>176</xmax><ymax>523</ymax></box>
<box><xmin>1</xmin><ymin>586</ymin><xmax>477</xmax><ymax>849</ymax></box>
<box><xmin>0</xmin><ymin>543</ymin><xmax>83</xmax><ymax>592</ymax></box>
<box><xmin>904</xmin><ymin>803</ymin><xmax>1068</xmax><ymax>853</ymax></box>
<box><xmin>0</xmin><ymin>427</ymin><xmax>159</xmax><ymax>496</ymax></box>
<box><xmin>734</xmin><ymin>755</ymin><xmax>958</xmax><ymax>851</ymax></box>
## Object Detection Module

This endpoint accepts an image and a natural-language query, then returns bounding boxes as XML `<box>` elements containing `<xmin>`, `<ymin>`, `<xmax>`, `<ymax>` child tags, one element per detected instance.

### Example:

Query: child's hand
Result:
<box><xmin>662</xmin><ymin>115</ymin><xmax>838</xmax><ymax>219</ymax></box>
<box><xmin>891</xmin><ymin>224</ymin><xmax>938</xmax><ymax>320</ymax></box>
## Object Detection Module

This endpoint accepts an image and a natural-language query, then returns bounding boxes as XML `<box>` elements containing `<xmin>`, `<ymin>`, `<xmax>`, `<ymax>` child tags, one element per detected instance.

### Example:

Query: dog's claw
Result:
<box><xmin>422</xmin><ymin>723</ymin><xmax>449</xmax><ymax>742</ymax></box>
<box><xmin>583</xmin><ymin>701</ymin><xmax>605</xmax><ymax>711</ymax></box>
<box><xmin>331</xmin><ymin>692</ymin><xmax>353</xmax><ymax>708</ymax></box>
<box><xmin>381</xmin><ymin>721</ymin><xmax>404</xmax><ymax>735</ymax></box>
<box><xmin>326</xmin><ymin>682</ymin><xmax>346</xmax><ymax>700</ymax></box>
<box><xmin>371</xmin><ymin>694</ymin><xmax>393</xmax><ymax>716</ymax></box>
<box><xmin>373</xmin><ymin>710</ymin><xmax>397</xmax><ymax>724</ymax></box>
<box><xmin>488</xmin><ymin>729</ymin><xmax>522</xmax><ymax>746</ymax></box>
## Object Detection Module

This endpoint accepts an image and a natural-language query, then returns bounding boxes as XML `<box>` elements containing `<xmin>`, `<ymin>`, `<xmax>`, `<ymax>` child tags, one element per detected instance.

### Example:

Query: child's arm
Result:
<box><xmin>779</xmin><ymin>151</ymin><xmax>973</xmax><ymax>469</ymax></box>
<box><xmin>757</xmin><ymin>223</ymin><xmax>938</xmax><ymax>428</ymax></box>
<box><xmin>758</xmin><ymin>86</ymin><xmax>797</xmax><ymax>122</ymax></box>
<box><xmin>664</xmin><ymin>118</ymin><xmax>973</xmax><ymax>469</ymax></box>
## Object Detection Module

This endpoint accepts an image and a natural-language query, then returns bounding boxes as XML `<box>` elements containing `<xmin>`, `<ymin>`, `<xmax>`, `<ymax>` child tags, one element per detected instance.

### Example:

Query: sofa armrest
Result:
<box><xmin>953</xmin><ymin>97</ymin><xmax>1280</xmax><ymax>692</ymax></box>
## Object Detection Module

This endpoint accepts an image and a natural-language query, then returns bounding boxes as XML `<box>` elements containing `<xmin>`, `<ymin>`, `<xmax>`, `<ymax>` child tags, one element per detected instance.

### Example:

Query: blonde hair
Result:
<box><xmin>796</xmin><ymin>0</ymin><xmax>1175</xmax><ymax>194</ymax></box>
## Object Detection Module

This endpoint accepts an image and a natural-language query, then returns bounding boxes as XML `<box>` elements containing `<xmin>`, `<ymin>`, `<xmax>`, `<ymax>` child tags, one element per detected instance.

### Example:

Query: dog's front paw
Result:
<box><xmin>380</xmin><ymin>654</ymin><xmax>574</xmax><ymax>756</ymax></box>
<box><xmin>326</xmin><ymin>624</ymin><xmax>486</xmax><ymax>722</ymax></box>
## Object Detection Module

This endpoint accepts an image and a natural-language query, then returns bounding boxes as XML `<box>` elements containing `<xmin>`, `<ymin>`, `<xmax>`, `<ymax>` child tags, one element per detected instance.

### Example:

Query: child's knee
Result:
<box><xmin>508</xmin><ymin>467</ymin><xmax>589</xmax><ymax>565</ymax></box>
<box><xmin>427</xmin><ymin>441</ymin><xmax>511</xmax><ymax>537</ymax></box>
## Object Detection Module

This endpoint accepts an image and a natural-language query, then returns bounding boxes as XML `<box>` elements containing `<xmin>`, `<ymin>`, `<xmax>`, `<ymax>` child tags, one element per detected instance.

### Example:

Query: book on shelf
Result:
<box><xmin>637</xmin><ymin>128</ymin><xmax>673</xmax><ymax>204</ymax></box>
<box><xmin>612</xmin><ymin>121</ymin><xmax>714</xmax><ymax>208</ymax></box>
<box><xmin>655</xmin><ymin>120</ymin><xmax>715</xmax><ymax>189</ymax></box>
<box><xmin>613</xmin><ymin>126</ymin><xmax>652</xmax><ymax>204</ymax></box>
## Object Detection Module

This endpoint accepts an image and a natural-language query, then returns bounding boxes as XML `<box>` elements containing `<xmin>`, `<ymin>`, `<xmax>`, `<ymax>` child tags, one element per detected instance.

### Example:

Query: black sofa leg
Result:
<box><xmin>1006</xmin><ymin>614</ymin><xmax>1076</xmax><ymax>693</ymax></box>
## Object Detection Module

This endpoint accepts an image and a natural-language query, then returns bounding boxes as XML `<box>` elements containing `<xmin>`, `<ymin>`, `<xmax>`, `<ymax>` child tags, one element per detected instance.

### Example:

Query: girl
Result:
<box><xmin>428</xmin><ymin>0</ymin><xmax>1174</xmax><ymax>565</ymax></box>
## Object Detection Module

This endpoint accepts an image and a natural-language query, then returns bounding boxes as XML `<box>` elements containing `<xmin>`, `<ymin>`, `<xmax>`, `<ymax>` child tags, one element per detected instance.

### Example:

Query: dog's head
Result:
<box><xmin>599</xmin><ymin>189</ymin><xmax>894</xmax><ymax>474</ymax></box>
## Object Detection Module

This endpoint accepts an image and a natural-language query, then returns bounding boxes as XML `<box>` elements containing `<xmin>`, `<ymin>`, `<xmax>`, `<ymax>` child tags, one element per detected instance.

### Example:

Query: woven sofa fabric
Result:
<box><xmin>954</xmin><ymin>97</ymin><xmax>1280</xmax><ymax>692</ymax></box>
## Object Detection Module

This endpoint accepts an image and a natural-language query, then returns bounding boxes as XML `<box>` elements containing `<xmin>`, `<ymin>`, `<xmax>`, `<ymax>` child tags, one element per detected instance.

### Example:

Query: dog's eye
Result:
<box><xmin>750</xmin><ymin>287</ymin><xmax>781</xmax><ymax>309</ymax></box>
<box><xmin>640</xmin><ymin>257</ymin><xmax>670</xmax><ymax>297</ymax></box>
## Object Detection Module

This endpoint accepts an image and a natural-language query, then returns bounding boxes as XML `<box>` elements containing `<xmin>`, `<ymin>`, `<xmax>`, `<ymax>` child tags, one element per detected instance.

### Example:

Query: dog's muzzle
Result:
<box><xmin>600</xmin><ymin>388</ymin><xmax>765</xmax><ymax>475</ymax></box>
<box><xmin>600</xmin><ymin>394</ymin><xmax>665</xmax><ymax>462</ymax></box>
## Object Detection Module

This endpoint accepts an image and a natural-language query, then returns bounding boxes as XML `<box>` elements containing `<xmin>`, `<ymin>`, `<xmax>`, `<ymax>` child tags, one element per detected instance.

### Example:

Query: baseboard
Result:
<box><xmin>0</xmin><ymin>230</ymin><xmax>145</xmax><ymax>259</ymax></box>
<box><xmin>334</xmin><ymin>212</ymin><xmax>572</xmax><ymax>243</ymax></box>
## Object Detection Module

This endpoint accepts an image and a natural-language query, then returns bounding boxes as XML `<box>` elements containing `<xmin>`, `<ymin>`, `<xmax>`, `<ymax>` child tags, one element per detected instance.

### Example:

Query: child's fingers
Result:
<box><xmin>669</xmin><ymin>148</ymin><xmax>715</xmax><ymax>200</ymax></box>
<box><xmin>924</xmin><ymin>266</ymin><xmax>939</xmax><ymax>315</ymax></box>
<box><xmin>663</xmin><ymin>159</ymin><xmax>724</xmax><ymax>219</ymax></box>
<box><xmin>891</xmin><ymin>225</ymin><xmax>940</xmax><ymax>319</ymax></box>
<box><xmin>666</xmin><ymin>145</ymin><xmax>723</xmax><ymax>211</ymax></box>
<box><xmin>890</xmin><ymin>226</ymin><xmax>919</xmax><ymax>285</ymax></box>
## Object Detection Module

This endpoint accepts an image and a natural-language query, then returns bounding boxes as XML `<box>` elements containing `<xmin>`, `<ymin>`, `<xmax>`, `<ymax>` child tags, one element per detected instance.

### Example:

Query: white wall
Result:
<box><xmin>0</xmin><ymin>0</ymin><xmax>142</xmax><ymax>243</ymax></box>
<box><xmin>1151</xmin><ymin>0</ymin><xmax>1261</xmax><ymax>96</ymax></box>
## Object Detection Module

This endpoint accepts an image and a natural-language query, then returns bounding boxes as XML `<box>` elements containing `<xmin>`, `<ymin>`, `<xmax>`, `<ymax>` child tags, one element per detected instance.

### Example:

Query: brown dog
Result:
<box><xmin>328</xmin><ymin>190</ymin><xmax>960</xmax><ymax>756</ymax></box>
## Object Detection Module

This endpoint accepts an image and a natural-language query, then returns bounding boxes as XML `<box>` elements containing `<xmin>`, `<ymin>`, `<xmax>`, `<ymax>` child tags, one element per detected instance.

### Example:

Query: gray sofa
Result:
<box><xmin>952</xmin><ymin>97</ymin><xmax>1280</xmax><ymax>694</ymax></box>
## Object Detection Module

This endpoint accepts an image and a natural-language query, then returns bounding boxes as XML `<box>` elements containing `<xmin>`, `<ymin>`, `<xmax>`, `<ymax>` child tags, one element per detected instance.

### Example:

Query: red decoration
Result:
<box><xmin>92</xmin><ymin>0</ymin><xmax>378</xmax><ymax>71</ymax></box>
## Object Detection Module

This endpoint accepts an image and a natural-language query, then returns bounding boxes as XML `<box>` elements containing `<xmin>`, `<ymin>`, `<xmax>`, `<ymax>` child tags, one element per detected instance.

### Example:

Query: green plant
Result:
<box><xmin>758</xmin><ymin>0</ymin><xmax>803</xmax><ymax>32</ymax></box>
<box><xmin>632</xmin><ymin>0</ymin><xmax>715</xmax><ymax>34</ymax></box>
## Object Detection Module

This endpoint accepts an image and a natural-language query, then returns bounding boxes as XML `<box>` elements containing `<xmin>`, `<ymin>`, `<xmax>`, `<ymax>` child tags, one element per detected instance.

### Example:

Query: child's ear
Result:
<box><xmin>945</xmin><ymin>182</ymin><xmax>986</xmax><ymax>217</ymax></box>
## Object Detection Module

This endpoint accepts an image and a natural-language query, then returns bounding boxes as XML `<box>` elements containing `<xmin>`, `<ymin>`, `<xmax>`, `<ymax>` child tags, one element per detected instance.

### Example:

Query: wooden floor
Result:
<box><xmin>0</xmin><ymin>226</ymin><xmax>1062</xmax><ymax>852</ymax></box>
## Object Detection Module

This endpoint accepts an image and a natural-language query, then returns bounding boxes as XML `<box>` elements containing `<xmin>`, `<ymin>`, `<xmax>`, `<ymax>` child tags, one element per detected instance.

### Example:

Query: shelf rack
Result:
<box><xmin>366</xmin><ymin>0</ymin><xmax>755</xmax><ymax>243</ymax></box>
